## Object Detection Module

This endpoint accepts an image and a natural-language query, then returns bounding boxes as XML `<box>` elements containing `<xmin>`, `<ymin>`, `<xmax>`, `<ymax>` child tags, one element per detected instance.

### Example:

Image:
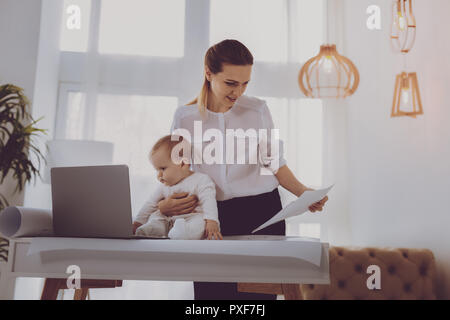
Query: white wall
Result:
<box><xmin>343</xmin><ymin>0</ymin><xmax>450</xmax><ymax>298</ymax></box>
<box><xmin>23</xmin><ymin>0</ymin><xmax>63</xmax><ymax>210</ymax></box>
<box><xmin>0</xmin><ymin>0</ymin><xmax>62</xmax><ymax>300</ymax></box>
<box><xmin>322</xmin><ymin>98</ymin><xmax>351</xmax><ymax>246</ymax></box>
<box><xmin>0</xmin><ymin>0</ymin><xmax>61</xmax><ymax>209</ymax></box>
<box><xmin>0</xmin><ymin>0</ymin><xmax>42</xmax><ymax>207</ymax></box>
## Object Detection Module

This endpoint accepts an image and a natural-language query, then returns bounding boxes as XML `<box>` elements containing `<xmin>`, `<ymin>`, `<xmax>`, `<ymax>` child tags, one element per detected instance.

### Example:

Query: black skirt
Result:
<box><xmin>194</xmin><ymin>188</ymin><xmax>285</xmax><ymax>300</ymax></box>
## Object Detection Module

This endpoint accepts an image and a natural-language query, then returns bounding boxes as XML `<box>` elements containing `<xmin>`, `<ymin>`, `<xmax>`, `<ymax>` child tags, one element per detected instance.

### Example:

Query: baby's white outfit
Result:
<box><xmin>134</xmin><ymin>172</ymin><xmax>219</xmax><ymax>240</ymax></box>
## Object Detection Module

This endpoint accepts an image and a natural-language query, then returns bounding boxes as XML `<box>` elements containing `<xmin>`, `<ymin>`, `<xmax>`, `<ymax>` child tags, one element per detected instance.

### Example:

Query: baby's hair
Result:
<box><xmin>150</xmin><ymin>134</ymin><xmax>190</xmax><ymax>164</ymax></box>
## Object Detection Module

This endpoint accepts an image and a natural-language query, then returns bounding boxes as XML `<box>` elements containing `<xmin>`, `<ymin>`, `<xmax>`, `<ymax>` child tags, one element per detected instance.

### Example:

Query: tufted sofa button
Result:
<box><xmin>404</xmin><ymin>283</ymin><xmax>411</xmax><ymax>292</ymax></box>
<box><xmin>338</xmin><ymin>280</ymin><xmax>346</xmax><ymax>289</ymax></box>
<box><xmin>309</xmin><ymin>284</ymin><xmax>315</xmax><ymax>290</ymax></box>
<box><xmin>402</xmin><ymin>251</ymin><xmax>409</xmax><ymax>259</ymax></box>
<box><xmin>419</xmin><ymin>264</ymin><xmax>428</xmax><ymax>276</ymax></box>
<box><xmin>337</xmin><ymin>250</ymin><xmax>344</xmax><ymax>256</ymax></box>
<box><xmin>388</xmin><ymin>265</ymin><xmax>396</xmax><ymax>275</ymax></box>
<box><xmin>354</xmin><ymin>264</ymin><xmax>363</xmax><ymax>273</ymax></box>
<box><xmin>368</xmin><ymin>251</ymin><xmax>375</xmax><ymax>258</ymax></box>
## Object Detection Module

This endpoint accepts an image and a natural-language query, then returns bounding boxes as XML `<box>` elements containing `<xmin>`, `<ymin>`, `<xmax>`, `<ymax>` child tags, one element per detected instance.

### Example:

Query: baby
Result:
<box><xmin>132</xmin><ymin>134</ymin><xmax>221</xmax><ymax>240</ymax></box>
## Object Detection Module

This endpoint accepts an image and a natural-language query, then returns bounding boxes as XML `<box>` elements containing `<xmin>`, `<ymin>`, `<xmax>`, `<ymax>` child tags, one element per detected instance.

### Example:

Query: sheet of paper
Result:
<box><xmin>252</xmin><ymin>185</ymin><xmax>334</xmax><ymax>233</ymax></box>
<box><xmin>28</xmin><ymin>235</ymin><xmax>323</xmax><ymax>266</ymax></box>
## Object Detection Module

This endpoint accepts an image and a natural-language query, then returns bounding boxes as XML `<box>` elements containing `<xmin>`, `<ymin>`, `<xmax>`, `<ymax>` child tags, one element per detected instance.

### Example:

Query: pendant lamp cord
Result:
<box><xmin>403</xmin><ymin>53</ymin><xmax>407</xmax><ymax>71</ymax></box>
<box><xmin>326</xmin><ymin>0</ymin><xmax>329</xmax><ymax>44</ymax></box>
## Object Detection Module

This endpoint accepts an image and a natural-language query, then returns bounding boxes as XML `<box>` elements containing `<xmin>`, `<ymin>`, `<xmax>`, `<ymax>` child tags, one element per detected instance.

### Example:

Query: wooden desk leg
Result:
<box><xmin>41</xmin><ymin>278</ymin><xmax>65</xmax><ymax>300</ymax></box>
<box><xmin>281</xmin><ymin>284</ymin><xmax>302</xmax><ymax>300</ymax></box>
<box><xmin>74</xmin><ymin>288</ymin><xmax>89</xmax><ymax>300</ymax></box>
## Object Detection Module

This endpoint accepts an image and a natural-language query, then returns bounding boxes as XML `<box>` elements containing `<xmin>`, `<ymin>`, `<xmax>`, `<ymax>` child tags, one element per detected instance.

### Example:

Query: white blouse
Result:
<box><xmin>170</xmin><ymin>95</ymin><xmax>286</xmax><ymax>201</ymax></box>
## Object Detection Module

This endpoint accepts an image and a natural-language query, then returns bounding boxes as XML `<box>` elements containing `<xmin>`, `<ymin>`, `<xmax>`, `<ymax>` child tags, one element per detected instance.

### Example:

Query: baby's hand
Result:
<box><xmin>204</xmin><ymin>219</ymin><xmax>223</xmax><ymax>240</ymax></box>
<box><xmin>132</xmin><ymin>221</ymin><xmax>143</xmax><ymax>235</ymax></box>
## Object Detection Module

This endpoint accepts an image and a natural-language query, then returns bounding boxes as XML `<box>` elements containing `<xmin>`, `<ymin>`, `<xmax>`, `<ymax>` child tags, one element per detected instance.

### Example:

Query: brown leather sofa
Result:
<box><xmin>239</xmin><ymin>246</ymin><xmax>437</xmax><ymax>300</ymax></box>
<box><xmin>300</xmin><ymin>246</ymin><xmax>437</xmax><ymax>300</ymax></box>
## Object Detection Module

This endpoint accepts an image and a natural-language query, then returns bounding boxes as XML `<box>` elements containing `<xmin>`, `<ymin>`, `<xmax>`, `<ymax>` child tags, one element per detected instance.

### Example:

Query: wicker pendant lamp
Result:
<box><xmin>390</xmin><ymin>0</ymin><xmax>416</xmax><ymax>54</ymax></box>
<box><xmin>390</xmin><ymin>0</ymin><xmax>423</xmax><ymax>118</ymax></box>
<box><xmin>391</xmin><ymin>71</ymin><xmax>423</xmax><ymax>118</ymax></box>
<box><xmin>298</xmin><ymin>1</ymin><xmax>359</xmax><ymax>98</ymax></box>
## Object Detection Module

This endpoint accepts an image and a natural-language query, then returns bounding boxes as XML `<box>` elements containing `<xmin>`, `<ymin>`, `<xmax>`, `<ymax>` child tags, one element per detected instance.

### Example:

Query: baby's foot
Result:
<box><xmin>136</xmin><ymin>223</ymin><xmax>166</xmax><ymax>237</ymax></box>
<box><xmin>168</xmin><ymin>219</ymin><xmax>187</xmax><ymax>239</ymax></box>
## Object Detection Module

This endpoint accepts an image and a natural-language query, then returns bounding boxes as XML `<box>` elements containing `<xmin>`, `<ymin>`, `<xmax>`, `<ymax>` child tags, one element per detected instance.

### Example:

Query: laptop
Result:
<box><xmin>50</xmin><ymin>164</ymin><xmax>167</xmax><ymax>239</ymax></box>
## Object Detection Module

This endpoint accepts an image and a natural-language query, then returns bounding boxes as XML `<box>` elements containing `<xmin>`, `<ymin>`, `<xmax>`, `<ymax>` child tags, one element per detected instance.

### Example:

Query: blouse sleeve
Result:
<box><xmin>196</xmin><ymin>175</ymin><xmax>220</xmax><ymax>228</ymax></box>
<box><xmin>259</xmin><ymin>101</ymin><xmax>287</xmax><ymax>174</ymax></box>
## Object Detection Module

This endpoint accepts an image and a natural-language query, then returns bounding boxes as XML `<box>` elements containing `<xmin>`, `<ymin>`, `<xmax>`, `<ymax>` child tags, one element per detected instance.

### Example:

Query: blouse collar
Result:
<box><xmin>205</xmin><ymin>100</ymin><xmax>239</xmax><ymax>116</ymax></box>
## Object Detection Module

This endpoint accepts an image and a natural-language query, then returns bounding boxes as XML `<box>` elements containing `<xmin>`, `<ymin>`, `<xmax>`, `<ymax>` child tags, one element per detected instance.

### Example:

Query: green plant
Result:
<box><xmin>0</xmin><ymin>84</ymin><xmax>48</xmax><ymax>261</ymax></box>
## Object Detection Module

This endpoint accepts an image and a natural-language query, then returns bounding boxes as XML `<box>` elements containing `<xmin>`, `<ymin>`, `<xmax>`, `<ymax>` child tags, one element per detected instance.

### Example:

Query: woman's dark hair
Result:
<box><xmin>187</xmin><ymin>39</ymin><xmax>253</xmax><ymax>115</ymax></box>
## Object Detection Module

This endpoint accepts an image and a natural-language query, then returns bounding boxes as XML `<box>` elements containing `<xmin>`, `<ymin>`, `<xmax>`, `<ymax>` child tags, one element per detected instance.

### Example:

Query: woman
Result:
<box><xmin>158</xmin><ymin>39</ymin><xmax>328</xmax><ymax>300</ymax></box>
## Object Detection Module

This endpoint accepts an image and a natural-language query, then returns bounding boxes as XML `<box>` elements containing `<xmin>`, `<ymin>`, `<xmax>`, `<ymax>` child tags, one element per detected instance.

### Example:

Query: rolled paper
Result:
<box><xmin>0</xmin><ymin>206</ymin><xmax>53</xmax><ymax>238</ymax></box>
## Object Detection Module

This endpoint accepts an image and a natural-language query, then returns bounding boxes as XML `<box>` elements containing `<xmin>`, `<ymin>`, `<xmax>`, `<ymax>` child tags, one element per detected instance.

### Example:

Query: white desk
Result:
<box><xmin>0</xmin><ymin>237</ymin><xmax>330</xmax><ymax>300</ymax></box>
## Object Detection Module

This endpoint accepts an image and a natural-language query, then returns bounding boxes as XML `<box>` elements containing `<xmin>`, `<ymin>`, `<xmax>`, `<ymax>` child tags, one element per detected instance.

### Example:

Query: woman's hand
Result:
<box><xmin>132</xmin><ymin>221</ymin><xmax>143</xmax><ymax>235</ymax></box>
<box><xmin>204</xmin><ymin>219</ymin><xmax>223</xmax><ymax>240</ymax></box>
<box><xmin>158</xmin><ymin>192</ymin><xmax>199</xmax><ymax>217</ymax></box>
<box><xmin>275</xmin><ymin>166</ymin><xmax>329</xmax><ymax>213</ymax></box>
<box><xmin>303</xmin><ymin>187</ymin><xmax>328</xmax><ymax>213</ymax></box>
<box><xmin>309</xmin><ymin>195</ymin><xmax>328</xmax><ymax>212</ymax></box>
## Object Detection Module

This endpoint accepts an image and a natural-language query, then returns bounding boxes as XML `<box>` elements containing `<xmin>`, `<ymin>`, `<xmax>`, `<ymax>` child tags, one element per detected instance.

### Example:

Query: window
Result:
<box><xmin>291</xmin><ymin>0</ymin><xmax>325</xmax><ymax>63</ymax></box>
<box><xmin>60</xmin><ymin>0</ymin><xmax>186</xmax><ymax>56</ymax></box>
<box><xmin>61</xmin><ymin>91</ymin><xmax>86</xmax><ymax>139</ymax></box>
<box><xmin>57</xmin><ymin>88</ymin><xmax>178</xmax><ymax>216</ymax></box>
<box><xmin>94</xmin><ymin>94</ymin><xmax>178</xmax><ymax>176</ymax></box>
<box><xmin>94</xmin><ymin>94</ymin><xmax>178</xmax><ymax>215</ymax></box>
<box><xmin>98</xmin><ymin>0</ymin><xmax>185</xmax><ymax>57</ymax></box>
<box><xmin>210</xmin><ymin>0</ymin><xmax>288</xmax><ymax>63</ymax></box>
<box><xmin>286</xmin><ymin>222</ymin><xmax>321</xmax><ymax>239</ymax></box>
<box><xmin>261</xmin><ymin>97</ymin><xmax>323</xmax><ymax>187</ymax></box>
<box><xmin>210</xmin><ymin>0</ymin><xmax>324</xmax><ymax>63</ymax></box>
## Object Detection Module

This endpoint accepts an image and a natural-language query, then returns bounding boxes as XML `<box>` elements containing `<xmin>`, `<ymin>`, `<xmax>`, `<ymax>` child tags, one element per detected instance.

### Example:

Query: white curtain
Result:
<box><xmin>20</xmin><ymin>0</ymin><xmax>351</xmax><ymax>299</ymax></box>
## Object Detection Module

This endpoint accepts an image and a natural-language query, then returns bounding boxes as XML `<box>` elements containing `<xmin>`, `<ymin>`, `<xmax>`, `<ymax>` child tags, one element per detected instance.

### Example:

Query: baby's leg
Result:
<box><xmin>168</xmin><ymin>218</ymin><xmax>186</xmax><ymax>239</ymax></box>
<box><xmin>136</xmin><ymin>211</ymin><xmax>169</xmax><ymax>237</ymax></box>
<box><xmin>168</xmin><ymin>214</ymin><xmax>205</xmax><ymax>240</ymax></box>
<box><xmin>185</xmin><ymin>214</ymin><xmax>206</xmax><ymax>240</ymax></box>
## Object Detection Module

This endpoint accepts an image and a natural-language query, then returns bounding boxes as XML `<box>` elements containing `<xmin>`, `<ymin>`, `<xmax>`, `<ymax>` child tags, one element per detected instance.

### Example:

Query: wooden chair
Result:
<box><xmin>237</xmin><ymin>283</ymin><xmax>302</xmax><ymax>300</ymax></box>
<box><xmin>41</xmin><ymin>278</ymin><xmax>123</xmax><ymax>300</ymax></box>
